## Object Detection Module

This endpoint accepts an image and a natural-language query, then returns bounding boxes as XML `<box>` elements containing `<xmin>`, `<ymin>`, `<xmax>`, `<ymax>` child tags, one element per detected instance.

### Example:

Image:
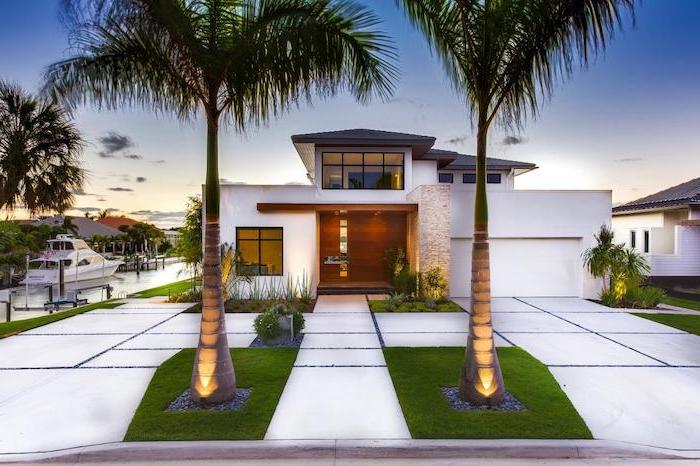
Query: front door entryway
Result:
<box><xmin>319</xmin><ymin>211</ymin><xmax>407</xmax><ymax>285</ymax></box>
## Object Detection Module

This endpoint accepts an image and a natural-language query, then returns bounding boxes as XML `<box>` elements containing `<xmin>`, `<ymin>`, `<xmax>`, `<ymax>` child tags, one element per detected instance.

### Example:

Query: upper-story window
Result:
<box><xmin>643</xmin><ymin>230</ymin><xmax>650</xmax><ymax>253</ymax></box>
<box><xmin>487</xmin><ymin>173</ymin><xmax>502</xmax><ymax>184</ymax></box>
<box><xmin>630</xmin><ymin>231</ymin><xmax>637</xmax><ymax>249</ymax></box>
<box><xmin>438</xmin><ymin>173</ymin><xmax>453</xmax><ymax>183</ymax></box>
<box><xmin>463</xmin><ymin>173</ymin><xmax>476</xmax><ymax>184</ymax></box>
<box><xmin>322</xmin><ymin>152</ymin><xmax>404</xmax><ymax>190</ymax></box>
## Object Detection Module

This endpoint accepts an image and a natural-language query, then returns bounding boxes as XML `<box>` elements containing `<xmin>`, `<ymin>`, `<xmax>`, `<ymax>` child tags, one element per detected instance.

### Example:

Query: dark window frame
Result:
<box><xmin>235</xmin><ymin>227</ymin><xmax>283</xmax><ymax>276</ymax></box>
<box><xmin>321</xmin><ymin>152</ymin><xmax>405</xmax><ymax>190</ymax></box>
<box><xmin>630</xmin><ymin>230</ymin><xmax>637</xmax><ymax>249</ymax></box>
<box><xmin>643</xmin><ymin>230</ymin><xmax>650</xmax><ymax>253</ymax></box>
<box><xmin>438</xmin><ymin>173</ymin><xmax>454</xmax><ymax>183</ymax></box>
<box><xmin>487</xmin><ymin>173</ymin><xmax>502</xmax><ymax>184</ymax></box>
<box><xmin>463</xmin><ymin>173</ymin><xmax>476</xmax><ymax>184</ymax></box>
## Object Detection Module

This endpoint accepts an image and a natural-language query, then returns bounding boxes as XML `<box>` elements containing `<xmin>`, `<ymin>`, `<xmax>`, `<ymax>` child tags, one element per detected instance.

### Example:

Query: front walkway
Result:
<box><xmin>265</xmin><ymin>295</ymin><xmax>410</xmax><ymax>440</ymax></box>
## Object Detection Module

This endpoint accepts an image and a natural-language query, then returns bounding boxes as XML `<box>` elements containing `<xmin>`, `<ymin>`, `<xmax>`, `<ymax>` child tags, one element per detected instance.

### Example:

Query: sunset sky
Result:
<box><xmin>1</xmin><ymin>1</ymin><xmax>699</xmax><ymax>228</ymax></box>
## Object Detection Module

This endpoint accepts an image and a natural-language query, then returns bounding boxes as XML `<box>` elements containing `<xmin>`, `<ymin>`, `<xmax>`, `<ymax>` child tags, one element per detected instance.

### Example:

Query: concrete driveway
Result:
<box><xmin>383</xmin><ymin>297</ymin><xmax>700</xmax><ymax>451</ymax></box>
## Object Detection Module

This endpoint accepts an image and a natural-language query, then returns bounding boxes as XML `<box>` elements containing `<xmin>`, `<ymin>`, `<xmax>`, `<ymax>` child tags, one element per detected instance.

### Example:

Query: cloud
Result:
<box><xmin>445</xmin><ymin>135</ymin><xmax>468</xmax><ymax>145</ymax></box>
<box><xmin>97</xmin><ymin>198</ymin><xmax>107</xmax><ymax>202</ymax></box>
<box><xmin>129</xmin><ymin>210</ymin><xmax>186</xmax><ymax>222</ymax></box>
<box><xmin>387</xmin><ymin>97</ymin><xmax>427</xmax><ymax>109</ymax></box>
<box><xmin>98</xmin><ymin>151</ymin><xmax>116</xmax><ymax>159</ymax></box>
<box><xmin>72</xmin><ymin>188</ymin><xmax>94</xmax><ymax>196</ymax></box>
<box><xmin>136</xmin><ymin>176</ymin><xmax>147</xmax><ymax>183</ymax></box>
<box><xmin>123</xmin><ymin>154</ymin><xmax>143</xmax><ymax>160</ymax></box>
<box><xmin>614</xmin><ymin>157</ymin><xmax>644</xmax><ymax>163</ymax></box>
<box><xmin>502</xmin><ymin>136</ymin><xmax>526</xmax><ymax>145</ymax></box>
<box><xmin>108</xmin><ymin>187</ymin><xmax>134</xmax><ymax>192</ymax></box>
<box><xmin>151</xmin><ymin>159</ymin><xmax>167</xmax><ymax>164</ymax></box>
<box><xmin>72</xmin><ymin>207</ymin><xmax>101</xmax><ymax>213</ymax></box>
<box><xmin>98</xmin><ymin>131</ymin><xmax>135</xmax><ymax>157</ymax></box>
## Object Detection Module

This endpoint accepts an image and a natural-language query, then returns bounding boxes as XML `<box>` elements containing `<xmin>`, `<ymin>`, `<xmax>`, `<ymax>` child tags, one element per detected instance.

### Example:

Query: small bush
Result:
<box><xmin>393</xmin><ymin>269</ymin><xmax>418</xmax><ymax>296</ymax></box>
<box><xmin>422</xmin><ymin>267</ymin><xmax>447</xmax><ymax>298</ymax></box>
<box><xmin>168</xmin><ymin>288</ymin><xmax>202</xmax><ymax>303</ymax></box>
<box><xmin>424</xmin><ymin>296</ymin><xmax>438</xmax><ymax>310</ymax></box>
<box><xmin>385</xmin><ymin>293</ymin><xmax>407</xmax><ymax>312</ymax></box>
<box><xmin>253</xmin><ymin>303</ymin><xmax>305</xmax><ymax>341</ymax></box>
<box><xmin>600</xmin><ymin>288</ymin><xmax>619</xmax><ymax>307</ymax></box>
<box><xmin>625</xmin><ymin>286</ymin><xmax>665</xmax><ymax>309</ymax></box>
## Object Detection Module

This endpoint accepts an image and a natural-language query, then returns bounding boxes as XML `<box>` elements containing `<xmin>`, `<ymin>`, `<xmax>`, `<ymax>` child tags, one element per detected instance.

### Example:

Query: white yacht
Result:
<box><xmin>21</xmin><ymin>234</ymin><xmax>123</xmax><ymax>285</ymax></box>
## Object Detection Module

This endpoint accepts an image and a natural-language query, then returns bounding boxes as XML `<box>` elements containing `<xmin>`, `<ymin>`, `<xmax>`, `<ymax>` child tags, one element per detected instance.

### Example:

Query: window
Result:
<box><xmin>77</xmin><ymin>258</ymin><xmax>90</xmax><ymax>267</ymax></box>
<box><xmin>487</xmin><ymin>173</ymin><xmax>502</xmax><ymax>184</ymax></box>
<box><xmin>643</xmin><ymin>230</ymin><xmax>650</xmax><ymax>253</ymax></box>
<box><xmin>322</xmin><ymin>152</ymin><xmax>404</xmax><ymax>190</ymax></box>
<box><xmin>438</xmin><ymin>173</ymin><xmax>453</xmax><ymax>183</ymax></box>
<box><xmin>463</xmin><ymin>173</ymin><xmax>476</xmax><ymax>184</ymax></box>
<box><xmin>236</xmin><ymin>227</ymin><xmax>283</xmax><ymax>276</ymax></box>
<box><xmin>630</xmin><ymin>231</ymin><xmax>637</xmax><ymax>249</ymax></box>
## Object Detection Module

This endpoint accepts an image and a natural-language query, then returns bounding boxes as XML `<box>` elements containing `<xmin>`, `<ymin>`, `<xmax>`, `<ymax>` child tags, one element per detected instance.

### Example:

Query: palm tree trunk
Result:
<box><xmin>459</xmin><ymin>114</ymin><xmax>505</xmax><ymax>405</ymax></box>
<box><xmin>190</xmin><ymin>112</ymin><xmax>236</xmax><ymax>404</ymax></box>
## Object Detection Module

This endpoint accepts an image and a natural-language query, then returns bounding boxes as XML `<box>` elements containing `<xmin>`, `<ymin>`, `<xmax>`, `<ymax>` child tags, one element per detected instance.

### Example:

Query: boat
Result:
<box><xmin>20</xmin><ymin>234</ymin><xmax>124</xmax><ymax>285</ymax></box>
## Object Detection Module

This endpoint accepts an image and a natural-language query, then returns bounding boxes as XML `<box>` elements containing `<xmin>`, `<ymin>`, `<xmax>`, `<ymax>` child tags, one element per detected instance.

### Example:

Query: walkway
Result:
<box><xmin>265</xmin><ymin>295</ymin><xmax>410</xmax><ymax>440</ymax></box>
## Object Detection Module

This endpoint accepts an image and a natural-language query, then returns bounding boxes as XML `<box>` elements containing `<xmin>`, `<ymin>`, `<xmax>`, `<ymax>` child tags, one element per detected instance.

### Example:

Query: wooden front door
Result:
<box><xmin>319</xmin><ymin>211</ymin><xmax>407</xmax><ymax>283</ymax></box>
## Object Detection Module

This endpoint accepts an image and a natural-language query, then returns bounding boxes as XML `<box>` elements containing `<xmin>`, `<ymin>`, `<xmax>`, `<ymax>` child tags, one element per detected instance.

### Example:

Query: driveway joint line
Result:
<box><xmin>513</xmin><ymin>298</ymin><xmax>672</xmax><ymax>367</ymax></box>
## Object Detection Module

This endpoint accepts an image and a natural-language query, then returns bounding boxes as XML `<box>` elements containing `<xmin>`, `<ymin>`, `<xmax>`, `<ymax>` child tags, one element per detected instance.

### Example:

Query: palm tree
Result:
<box><xmin>0</xmin><ymin>81</ymin><xmax>85</xmax><ymax>214</ymax></box>
<box><xmin>397</xmin><ymin>0</ymin><xmax>635</xmax><ymax>405</ymax></box>
<box><xmin>45</xmin><ymin>0</ymin><xmax>396</xmax><ymax>403</ymax></box>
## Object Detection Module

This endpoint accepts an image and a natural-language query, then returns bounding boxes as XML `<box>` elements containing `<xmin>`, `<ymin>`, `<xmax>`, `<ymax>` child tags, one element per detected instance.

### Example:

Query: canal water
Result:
<box><xmin>1</xmin><ymin>261</ymin><xmax>191</xmax><ymax>323</ymax></box>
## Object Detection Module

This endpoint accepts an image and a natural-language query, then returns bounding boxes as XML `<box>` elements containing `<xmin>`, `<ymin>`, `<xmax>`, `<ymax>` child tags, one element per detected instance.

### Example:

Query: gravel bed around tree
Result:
<box><xmin>167</xmin><ymin>388</ymin><xmax>253</xmax><ymax>412</ymax></box>
<box><xmin>441</xmin><ymin>387</ymin><xmax>526</xmax><ymax>412</ymax></box>
<box><xmin>249</xmin><ymin>333</ymin><xmax>304</xmax><ymax>348</ymax></box>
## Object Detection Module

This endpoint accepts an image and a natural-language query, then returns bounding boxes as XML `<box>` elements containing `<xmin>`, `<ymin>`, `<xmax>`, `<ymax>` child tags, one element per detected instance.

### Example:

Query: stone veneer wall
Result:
<box><xmin>407</xmin><ymin>185</ymin><xmax>451</xmax><ymax>293</ymax></box>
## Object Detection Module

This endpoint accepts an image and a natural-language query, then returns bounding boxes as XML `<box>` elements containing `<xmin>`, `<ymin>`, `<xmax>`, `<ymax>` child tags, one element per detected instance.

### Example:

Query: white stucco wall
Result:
<box><xmin>648</xmin><ymin>226</ymin><xmax>700</xmax><ymax>276</ymax></box>
<box><xmin>438</xmin><ymin>169</ymin><xmax>514</xmax><ymax>191</ymax></box>
<box><xmin>449</xmin><ymin>190</ymin><xmax>611</xmax><ymax>298</ymax></box>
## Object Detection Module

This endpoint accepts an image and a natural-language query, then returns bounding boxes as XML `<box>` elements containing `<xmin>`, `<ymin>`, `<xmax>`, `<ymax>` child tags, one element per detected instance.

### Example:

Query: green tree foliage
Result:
<box><xmin>176</xmin><ymin>195</ymin><xmax>203</xmax><ymax>275</ymax></box>
<box><xmin>0</xmin><ymin>81</ymin><xmax>85</xmax><ymax>214</ymax></box>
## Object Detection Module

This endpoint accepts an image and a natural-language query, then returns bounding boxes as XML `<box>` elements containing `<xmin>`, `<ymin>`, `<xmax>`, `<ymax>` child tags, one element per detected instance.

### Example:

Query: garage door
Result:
<box><xmin>450</xmin><ymin>238</ymin><xmax>582</xmax><ymax>297</ymax></box>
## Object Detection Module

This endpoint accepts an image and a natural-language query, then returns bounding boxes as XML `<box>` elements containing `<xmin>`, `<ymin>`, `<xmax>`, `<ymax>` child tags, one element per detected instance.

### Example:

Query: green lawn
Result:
<box><xmin>131</xmin><ymin>278</ymin><xmax>198</xmax><ymax>298</ymax></box>
<box><xmin>661</xmin><ymin>296</ymin><xmax>700</xmax><ymax>312</ymax></box>
<box><xmin>370</xmin><ymin>300</ymin><xmax>463</xmax><ymax>313</ymax></box>
<box><xmin>124</xmin><ymin>348</ymin><xmax>297</xmax><ymax>441</ymax></box>
<box><xmin>633</xmin><ymin>313</ymin><xmax>700</xmax><ymax>336</ymax></box>
<box><xmin>0</xmin><ymin>300</ymin><xmax>122</xmax><ymax>339</ymax></box>
<box><xmin>383</xmin><ymin>347</ymin><xmax>591</xmax><ymax>439</ymax></box>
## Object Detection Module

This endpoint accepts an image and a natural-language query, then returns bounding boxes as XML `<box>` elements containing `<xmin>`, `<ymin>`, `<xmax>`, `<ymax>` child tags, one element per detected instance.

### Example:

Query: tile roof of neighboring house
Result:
<box><xmin>423</xmin><ymin>148</ymin><xmax>537</xmax><ymax>171</ymax></box>
<box><xmin>97</xmin><ymin>216</ymin><xmax>140</xmax><ymax>230</ymax></box>
<box><xmin>613</xmin><ymin>177</ymin><xmax>700</xmax><ymax>214</ymax></box>
<box><xmin>36</xmin><ymin>216</ymin><xmax>121</xmax><ymax>238</ymax></box>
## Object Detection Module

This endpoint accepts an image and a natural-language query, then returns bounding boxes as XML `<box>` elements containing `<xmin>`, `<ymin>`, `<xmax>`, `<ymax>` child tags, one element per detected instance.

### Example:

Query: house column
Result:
<box><xmin>407</xmin><ymin>185</ymin><xmax>451</xmax><ymax>294</ymax></box>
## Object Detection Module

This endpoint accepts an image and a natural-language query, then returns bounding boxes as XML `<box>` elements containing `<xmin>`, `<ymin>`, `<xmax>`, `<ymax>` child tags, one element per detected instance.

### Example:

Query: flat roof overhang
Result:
<box><xmin>257</xmin><ymin>203</ymin><xmax>418</xmax><ymax>213</ymax></box>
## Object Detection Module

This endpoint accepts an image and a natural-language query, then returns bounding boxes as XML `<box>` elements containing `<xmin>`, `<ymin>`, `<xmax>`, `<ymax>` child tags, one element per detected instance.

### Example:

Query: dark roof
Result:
<box><xmin>291</xmin><ymin>129</ymin><xmax>436</xmax><ymax>157</ymax></box>
<box><xmin>423</xmin><ymin>148</ymin><xmax>538</xmax><ymax>171</ymax></box>
<box><xmin>613</xmin><ymin>177</ymin><xmax>700</xmax><ymax>213</ymax></box>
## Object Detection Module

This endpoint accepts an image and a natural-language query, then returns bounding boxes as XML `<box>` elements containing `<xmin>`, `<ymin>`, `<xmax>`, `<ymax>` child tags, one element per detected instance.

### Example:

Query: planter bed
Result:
<box><xmin>369</xmin><ymin>299</ymin><xmax>463</xmax><ymax>313</ymax></box>
<box><xmin>124</xmin><ymin>347</ymin><xmax>298</xmax><ymax>441</ymax></box>
<box><xmin>184</xmin><ymin>298</ymin><xmax>316</xmax><ymax>314</ymax></box>
<box><xmin>383</xmin><ymin>347</ymin><xmax>591</xmax><ymax>439</ymax></box>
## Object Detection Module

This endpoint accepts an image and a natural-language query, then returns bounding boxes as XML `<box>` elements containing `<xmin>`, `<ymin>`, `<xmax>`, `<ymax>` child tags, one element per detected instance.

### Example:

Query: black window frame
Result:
<box><xmin>487</xmin><ymin>173</ymin><xmax>502</xmax><ymax>184</ymax></box>
<box><xmin>235</xmin><ymin>227</ymin><xmax>283</xmax><ymax>276</ymax></box>
<box><xmin>438</xmin><ymin>173</ymin><xmax>454</xmax><ymax>183</ymax></box>
<box><xmin>630</xmin><ymin>230</ymin><xmax>637</xmax><ymax>249</ymax></box>
<box><xmin>321</xmin><ymin>152</ymin><xmax>405</xmax><ymax>190</ymax></box>
<box><xmin>463</xmin><ymin>173</ymin><xmax>476</xmax><ymax>184</ymax></box>
<box><xmin>643</xmin><ymin>230</ymin><xmax>650</xmax><ymax>253</ymax></box>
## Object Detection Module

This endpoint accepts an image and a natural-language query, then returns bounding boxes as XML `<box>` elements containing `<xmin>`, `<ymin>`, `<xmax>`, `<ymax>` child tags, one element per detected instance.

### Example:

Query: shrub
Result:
<box><xmin>393</xmin><ymin>269</ymin><xmax>418</xmax><ymax>296</ymax></box>
<box><xmin>253</xmin><ymin>303</ymin><xmax>305</xmax><ymax>341</ymax></box>
<box><xmin>385</xmin><ymin>293</ymin><xmax>407</xmax><ymax>312</ymax></box>
<box><xmin>625</xmin><ymin>286</ymin><xmax>665</xmax><ymax>309</ymax></box>
<box><xmin>168</xmin><ymin>288</ymin><xmax>202</xmax><ymax>303</ymax></box>
<box><xmin>424</xmin><ymin>296</ymin><xmax>438</xmax><ymax>310</ymax></box>
<box><xmin>422</xmin><ymin>267</ymin><xmax>447</xmax><ymax>298</ymax></box>
<box><xmin>383</xmin><ymin>247</ymin><xmax>407</xmax><ymax>277</ymax></box>
<box><xmin>600</xmin><ymin>288</ymin><xmax>619</xmax><ymax>307</ymax></box>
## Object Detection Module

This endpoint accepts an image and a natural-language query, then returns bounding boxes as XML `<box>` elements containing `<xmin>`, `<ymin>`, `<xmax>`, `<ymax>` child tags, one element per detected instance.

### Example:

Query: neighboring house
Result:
<box><xmin>217</xmin><ymin>129</ymin><xmax>610</xmax><ymax>298</ymax></box>
<box><xmin>161</xmin><ymin>228</ymin><xmax>181</xmax><ymax>248</ymax></box>
<box><xmin>612</xmin><ymin>177</ymin><xmax>700</xmax><ymax>280</ymax></box>
<box><xmin>34</xmin><ymin>215</ymin><xmax>122</xmax><ymax>239</ymax></box>
<box><xmin>97</xmin><ymin>216</ymin><xmax>139</xmax><ymax>230</ymax></box>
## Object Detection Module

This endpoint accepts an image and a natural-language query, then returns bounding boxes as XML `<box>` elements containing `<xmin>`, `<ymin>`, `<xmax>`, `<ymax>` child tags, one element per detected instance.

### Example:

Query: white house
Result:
<box><xmin>612</xmin><ymin>177</ymin><xmax>700</xmax><ymax>281</ymax></box>
<box><xmin>217</xmin><ymin>129</ymin><xmax>610</xmax><ymax>298</ymax></box>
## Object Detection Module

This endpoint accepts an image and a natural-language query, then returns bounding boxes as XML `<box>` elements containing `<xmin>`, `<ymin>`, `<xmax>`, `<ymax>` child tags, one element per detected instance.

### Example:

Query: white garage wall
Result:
<box><xmin>451</xmin><ymin>239</ymin><xmax>582</xmax><ymax>297</ymax></box>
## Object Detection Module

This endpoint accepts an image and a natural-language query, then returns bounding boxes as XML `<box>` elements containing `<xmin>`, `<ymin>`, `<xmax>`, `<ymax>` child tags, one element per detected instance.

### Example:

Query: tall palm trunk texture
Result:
<box><xmin>459</xmin><ymin>118</ymin><xmax>505</xmax><ymax>405</ymax></box>
<box><xmin>191</xmin><ymin>115</ymin><xmax>236</xmax><ymax>403</ymax></box>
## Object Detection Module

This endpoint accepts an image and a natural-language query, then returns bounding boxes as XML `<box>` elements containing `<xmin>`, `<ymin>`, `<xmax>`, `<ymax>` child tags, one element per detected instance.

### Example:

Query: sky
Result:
<box><xmin>1</xmin><ymin>0</ymin><xmax>699</xmax><ymax>228</ymax></box>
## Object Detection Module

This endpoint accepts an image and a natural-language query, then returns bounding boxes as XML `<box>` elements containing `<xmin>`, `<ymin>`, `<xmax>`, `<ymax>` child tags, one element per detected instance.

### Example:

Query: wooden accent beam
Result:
<box><xmin>257</xmin><ymin>203</ymin><xmax>418</xmax><ymax>213</ymax></box>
